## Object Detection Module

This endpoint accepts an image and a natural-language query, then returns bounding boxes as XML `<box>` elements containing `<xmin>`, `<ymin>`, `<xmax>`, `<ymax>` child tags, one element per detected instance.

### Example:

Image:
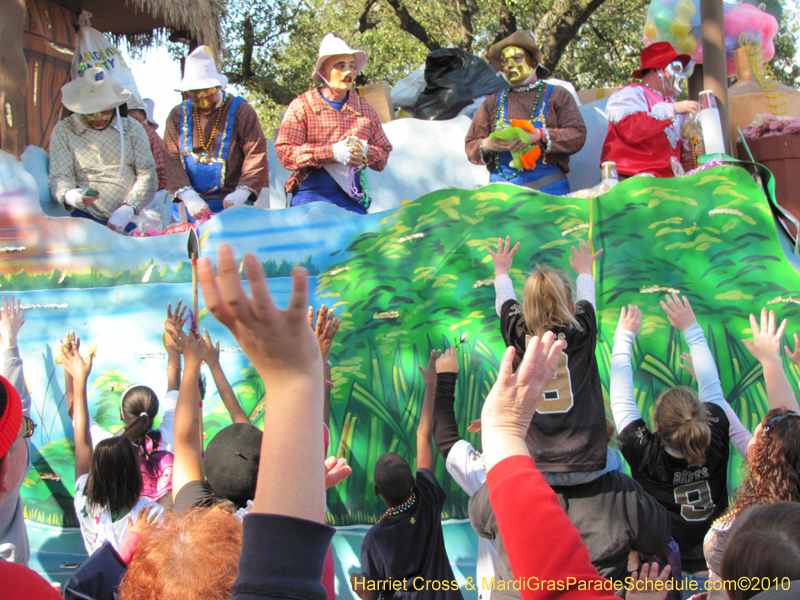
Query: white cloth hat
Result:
<box><xmin>312</xmin><ymin>34</ymin><xmax>367</xmax><ymax>84</ymax></box>
<box><xmin>174</xmin><ymin>46</ymin><xmax>228</xmax><ymax>92</ymax></box>
<box><xmin>61</xmin><ymin>67</ymin><xmax>131</xmax><ymax>114</ymax></box>
<box><xmin>143</xmin><ymin>98</ymin><xmax>158</xmax><ymax>129</ymax></box>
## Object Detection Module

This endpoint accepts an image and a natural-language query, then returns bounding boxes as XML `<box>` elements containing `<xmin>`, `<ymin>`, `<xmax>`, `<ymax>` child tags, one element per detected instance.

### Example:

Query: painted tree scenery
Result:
<box><xmin>213</xmin><ymin>0</ymin><xmax>800</xmax><ymax>132</ymax></box>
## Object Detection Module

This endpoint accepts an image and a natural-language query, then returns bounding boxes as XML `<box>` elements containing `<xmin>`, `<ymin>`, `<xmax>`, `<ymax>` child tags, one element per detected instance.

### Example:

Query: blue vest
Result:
<box><xmin>179</xmin><ymin>96</ymin><xmax>244</xmax><ymax>196</ymax></box>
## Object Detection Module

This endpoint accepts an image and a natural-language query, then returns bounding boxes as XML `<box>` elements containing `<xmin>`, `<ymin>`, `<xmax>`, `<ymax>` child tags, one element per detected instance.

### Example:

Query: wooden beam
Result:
<box><xmin>700</xmin><ymin>0</ymin><xmax>731</xmax><ymax>153</ymax></box>
<box><xmin>0</xmin><ymin>0</ymin><xmax>29</xmax><ymax>156</ymax></box>
<box><xmin>22</xmin><ymin>32</ymin><xmax>74</xmax><ymax>62</ymax></box>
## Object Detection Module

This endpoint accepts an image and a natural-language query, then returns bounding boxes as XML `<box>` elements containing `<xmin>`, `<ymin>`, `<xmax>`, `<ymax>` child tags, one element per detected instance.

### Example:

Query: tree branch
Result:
<box><xmin>453</xmin><ymin>0</ymin><xmax>476</xmax><ymax>50</ymax></box>
<box><xmin>384</xmin><ymin>0</ymin><xmax>442</xmax><ymax>51</ymax></box>
<box><xmin>358</xmin><ymin>0</ymin><xmax>380</xmax><ymax>33</ymax></box>
<box><xmin>495</xmin><ymin>0</ymin><xmax>517</xmax><ymax>43</ymax></box>
<box><xmin>242</xmin><ymin>12</ymin><xmax>255</xmax><ymax>80</ymax></box>
<box><xmin>535</xmin><ymin>0</ymin><xmax>610</xmax><ymax>72</ymax></box>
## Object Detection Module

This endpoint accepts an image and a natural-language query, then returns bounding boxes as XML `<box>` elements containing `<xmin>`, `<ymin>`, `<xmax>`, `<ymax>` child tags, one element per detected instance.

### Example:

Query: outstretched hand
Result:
<box><xmin>679</xmin><ymin>353</ymin><xmax>696</xmax><ymax>379</ymax></box>
<box><xmin>0</xmin><ymin>296</ymin><xmax>25</xmax><ymax>350</ymax></box>
<box><xmin>325</xmin><ymin>456</ymin><xmax>352</xmax><ymax>489</ymax></box>
<box><xmin>166</xmin><ymin>325</ymin><xmax>207</xmax><ymax>366</ymax></box>
<box><xmin>743</xmin><ymin>308</ymin><xmax>786</xmax><ymax>364</ymax></box>
<box><xmin>435</xmin><ymin>347</ymin><xmax>459</xmax><ymax>374</ymax></box>
<box><xmin>569</xmin><ymin>241</ymin><xmax>602</xmax><ymax>276</ymax></box>
<box><xmin>486</xmin><ymin>236</ymin><xmax>519</xmax><ymax>277</ymax></box>
<box><xmin>197</xmin><ymin>244</ymin><xmax>321</xmax><ymax>382</ymax></box>
<box><xmin>785</xmin><ymin>333</ymin><xmax>800</xmax><ymax>367</ymax></box>
<box><xmin>128</xmin><ymin>505</ymin><xmax>159</xmax><ymax>537</ymax></box>
<box><xmin>419</xmin><ymin>349</ymin><xmax>442</xmax><ymax>387</ymax></box>
<box><xmin>626</xmin><ymin>562</ymin><xmax>672</xmax><ymax>600</ymax></box>
<box><xmin>201</xmin><ymin>328</ymin><xmax>221</xmax><ymax>368</ymax></box>
<box><xmin>617</xmin><ymin>305</ymin><xmax>642</xmax><ymax>336</ymax></box>
<box><xmin>61</xmin><ymin>338</ymin><xmax>94</xmax><ymax>382</ymax></box>
<box><xmin>307</xmin><ymin>305</ymin><xmax>341</xmax><ymax>362</ymax></box>
<box><xmin>660</xmin><ymin>293</ymin><xmax>697</xmax><ymax>332</ymax></box>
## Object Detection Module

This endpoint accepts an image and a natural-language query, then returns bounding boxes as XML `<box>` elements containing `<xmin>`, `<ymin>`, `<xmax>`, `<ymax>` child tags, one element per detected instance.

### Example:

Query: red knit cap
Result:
<box><xmin>0</xmin><ymin>375</ymin><xmax>22</xmax><ymax>460</ymax></box>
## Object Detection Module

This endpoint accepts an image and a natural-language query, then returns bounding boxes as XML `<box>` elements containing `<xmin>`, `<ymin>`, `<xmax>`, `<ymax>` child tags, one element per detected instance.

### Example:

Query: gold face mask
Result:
<box><xmin>323</xmin><ymin>54</ymin><xmax>357</xmax><ymax>91</ymax></box>
<box><xmin>188</xmin><ymin>87</ymin><xmax>221</xmax><ymax>112</ymax></box>
<box><xmin>501</xmin><ymin>46</ymin><xmax>535</xmax><ymax>84</ymax></box>
<box><xmin>84</xmin><ymin>110</ymin><xmax>114</xmax><ymax>130</ymax></box>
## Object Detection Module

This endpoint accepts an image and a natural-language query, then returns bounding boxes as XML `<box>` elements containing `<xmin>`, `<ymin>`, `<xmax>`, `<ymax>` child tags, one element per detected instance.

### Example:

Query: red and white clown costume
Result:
<box><xmin>601</xmin><ymin>42</ymin><xmax>692</xmax><ymax>178</ymax></box>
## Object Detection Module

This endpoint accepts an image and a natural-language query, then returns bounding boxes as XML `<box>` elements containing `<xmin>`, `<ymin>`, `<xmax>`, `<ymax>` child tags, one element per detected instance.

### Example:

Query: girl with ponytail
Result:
<box><xmin>610</xmin><ymin>295</ymin><xmax>750</xmax><ymax>589</ymax></box>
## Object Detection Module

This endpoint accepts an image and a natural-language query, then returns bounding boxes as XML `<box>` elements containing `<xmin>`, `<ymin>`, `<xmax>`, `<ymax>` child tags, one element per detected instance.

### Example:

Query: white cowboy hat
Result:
<box><xmin>61</xmin><ymin>67</ymin><xmax>131</xmax><ymax>114</ymax></box>
<box><xmin>312</xmin><ymin>34</ymin><xmax>368</xmax><ymax>84</ymax></box>
<box><xmin>174</xmin><ymin>46</ymin><xmax>228</xmax><ymax>92</ymax></box>
<box><xmin>143</xmin><ymin>98</ymin><xmax>159</xmax><ymax>129</ymax></box>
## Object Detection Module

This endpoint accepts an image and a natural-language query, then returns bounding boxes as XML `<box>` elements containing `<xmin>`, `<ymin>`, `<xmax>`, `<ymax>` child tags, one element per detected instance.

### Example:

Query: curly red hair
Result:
<box><xmin>730</xmin><ymin>408</ymin><xmax>800</xmax><ymax>513</ymax></box>
<box><xmin>120</xmin><ymin>507</ymin><xmax>242</xmax><ymax>600</ymax></box>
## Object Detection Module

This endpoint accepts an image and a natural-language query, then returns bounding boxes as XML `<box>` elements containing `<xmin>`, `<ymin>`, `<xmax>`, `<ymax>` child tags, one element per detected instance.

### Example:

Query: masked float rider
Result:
<box><xmin>275</xmin><ymin>34</ymin><xmax>393</xmax><ymax>215</ymax></box>
<box><xmin>49</xmin><ymin>67</ymin><xmax>157</xmax><ymax>234</ymax></box>
<box><xmin>465</xmin><ymin>31</ymin><xmax>586</xmax><ymax>196</ymax></box>
<box><xmin>164</xmin><ymin>46</ymin><xmax>268</xmax><ymax>222</ymax></box>
<box><xmin>601</xmin><ymin>42</ymin><xmax>700</xmax><ymax>177</ymax></box>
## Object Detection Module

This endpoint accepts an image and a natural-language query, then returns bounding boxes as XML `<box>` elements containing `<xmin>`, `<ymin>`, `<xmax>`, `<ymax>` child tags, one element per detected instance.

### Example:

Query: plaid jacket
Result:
<box><xmin>143</xmin><ymin>122</ymin><xmax>167</xmax><ymax>191</ymax></box>
<box><xmin>275</xmin><ymin>88</ymin><xmax>393</xmax><ymax>194</ymax></box>
<box><xmin>49</xmin><ymin>114</ymin><xmax>157</xmax><ymax>220</ymax></box>
<box><xmin>163</xmin><ymin>94</ymin><xmax>268</xmax><ymax>197</ymax></box>
<box><xmin>465</xmin><ymin>85</ymin><xmax>586</xmax><ymax>174</ymax></box>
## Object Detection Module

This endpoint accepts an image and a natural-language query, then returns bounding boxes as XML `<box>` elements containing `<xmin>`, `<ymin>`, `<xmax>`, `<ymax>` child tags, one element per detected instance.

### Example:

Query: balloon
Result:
<box><xmin>654</xmin><ymin>13</ymin><xmax>673</xmax><ymax>36</ymax></box>
<box><xmin>645</xmin><ymin>21</ymin><xmax>659</xmax><ymax>41</ymax></box>
<box><xmin>670</xmin><ymin>17</ymin><xmax>692</xmax><ymax>39</ymax></box>
<box><xmin>675</xmin><ymin>0</ymin><xmax>697</xmax><ymax>20</ymax></box>
<box><xmin>676</xmin><ymin>35</ymin><xmax>698</xmax><ymax>54</ymax></box>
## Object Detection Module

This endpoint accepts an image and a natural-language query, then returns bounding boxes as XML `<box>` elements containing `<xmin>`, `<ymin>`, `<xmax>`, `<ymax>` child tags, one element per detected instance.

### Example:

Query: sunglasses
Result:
<box><xmin>23</xmin><ymin>416</ymin><xmax>37</xmax><ymax>439</ymax></box>
<box><xmin>763</xmin><ymin>412</ymin><xmax>800</xmax><ymax>433</ymax></box>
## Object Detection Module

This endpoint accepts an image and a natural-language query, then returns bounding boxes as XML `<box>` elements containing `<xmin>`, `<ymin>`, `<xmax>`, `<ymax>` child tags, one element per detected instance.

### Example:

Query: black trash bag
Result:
<box><xmin>413</xmin><ymin>48</ymin><xmax>509</xmax><ymax>120</ymax></box>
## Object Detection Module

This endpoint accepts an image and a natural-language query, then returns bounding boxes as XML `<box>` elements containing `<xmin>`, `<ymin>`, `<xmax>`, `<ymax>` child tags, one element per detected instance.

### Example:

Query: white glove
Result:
<box><xmin>107</xmin><ymin>204</ymin><xmax>134</xmax><ymax>232</ymax></box>
<box><xmin>64</xmin><ymin>188</ymin><xmax>88</xmax><ymax>210</ymax></box>
<box><xmin>331</xmin><ymin>140</ymin><xmax>352</xmax><ymax>166</ymax></box>
<box><xmin>178</xmin><ymin>188</ymin><xmax>210</xmax><ymax>218</ymax></box>
<box><xmin>223</xmin><ymin>188</ymin><xmax>251</xmax><ymax>208</ymax></box>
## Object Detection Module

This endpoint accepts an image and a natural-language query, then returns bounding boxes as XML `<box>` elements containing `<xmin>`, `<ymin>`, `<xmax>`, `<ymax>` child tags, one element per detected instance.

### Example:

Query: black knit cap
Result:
<box><xmin>203</xmin><ymin>423</ymin><xmax>262</xmax><ymax>508</ymax></box>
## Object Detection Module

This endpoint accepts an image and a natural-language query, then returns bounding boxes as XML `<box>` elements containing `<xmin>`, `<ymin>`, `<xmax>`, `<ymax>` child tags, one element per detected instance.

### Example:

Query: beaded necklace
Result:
<box><xmin>492</xmin><ymin>81</ymin><xmax>546</xmax><ymax>181</ymax></box>
<box><xmin>378</xmin><ymin>492</ymin><xmax>416</xmax><ymax>522</ymax></box>
<box><xmin>194</xmin><ymin>92</ymin><xmax>226</xmax><ymax>154</ymax></box>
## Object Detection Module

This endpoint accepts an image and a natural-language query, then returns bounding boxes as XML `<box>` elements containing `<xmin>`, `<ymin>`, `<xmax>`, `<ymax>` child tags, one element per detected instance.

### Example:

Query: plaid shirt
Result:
<box><xmin>275</xmin><ymin>88</ymin><xmax>393</xmax><ymax>194</ymax></box>
<box><xmin>143</xmin><ymin>122</ymin><xmax>167</xmax><ymax>191</ymax></box>
<box><xmin>465</xmin><ymin>84</ymin><xmax>586</xmax><ymax>174</ymax></box>
<box><xmin>163</xmin><ymin>94</ymin><xmax>268</xmax><ymax>197</ymax></box>
<box><xmin>49</xmin><ymin>114</ymin><xmax>157</xmax><ymax>220</ymax></box>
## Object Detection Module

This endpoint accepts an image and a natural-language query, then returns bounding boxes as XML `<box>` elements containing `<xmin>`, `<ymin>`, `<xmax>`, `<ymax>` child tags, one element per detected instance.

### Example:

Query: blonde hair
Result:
<box><xmin>654</xmin><ymin>387</ymin><xmax>711</xmax><ymax>468</ymax></box>
<box><xmin>522</xmin><ymin>265</ymin><xmax>581</xmax><ymax>338</ymax></box>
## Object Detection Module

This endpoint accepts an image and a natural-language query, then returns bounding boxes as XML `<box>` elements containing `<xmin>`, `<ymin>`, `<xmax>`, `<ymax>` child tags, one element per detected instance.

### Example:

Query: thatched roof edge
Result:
<box><xmin>124</xmin><ymin>0</ymin><xmax>224</xmax><ymax>57</ymax></box>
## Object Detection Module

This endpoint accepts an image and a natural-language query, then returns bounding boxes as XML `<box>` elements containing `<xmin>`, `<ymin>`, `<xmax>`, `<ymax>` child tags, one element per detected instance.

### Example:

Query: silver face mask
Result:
<box><xmin>658</xmin><ymin>60</ymin><xmax>687</xmax><ymax>97</ymax></box>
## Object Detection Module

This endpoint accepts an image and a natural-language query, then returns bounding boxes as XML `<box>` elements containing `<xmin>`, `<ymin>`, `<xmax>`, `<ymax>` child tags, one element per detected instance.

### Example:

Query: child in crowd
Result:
<box><xmin>62</xmin><ymin>337</ymin><xmax>166</xmax><ymax>555</ymax></box>
<box><xmin>351</xmin><ymin>350</ymin><xmax>464</xmax><ymax>600</ymax></box>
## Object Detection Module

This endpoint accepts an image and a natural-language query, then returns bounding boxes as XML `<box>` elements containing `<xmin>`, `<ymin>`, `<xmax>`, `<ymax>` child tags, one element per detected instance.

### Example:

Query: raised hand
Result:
<box><xmin>166</xmin><ymin>324</ymin><xmax>207</xmax><ymax>367</ymax></box>
<box><xmin>486</xmin><ymin>236</ymin><xmax>519</xmax><ymax>277</ymax></box>
<box><xmin>201</xmin><ymin>328</ymin><xmax>221</xmax><ymax>368</ymax></box>
<box><xmin>0</xmin><ymin>296</ymin><xmax>25</xmax><ymax>350</ymax></box>
<box><xmin>626</xmin><ymin>562</ymin><xmax>672</xmax><ymax>600</ymax></box>
<box><xmin>419</xmin><ymin>349</ymin><xmax>442</xmax><ymax>388</ymax></box>
<box><xmin>617</xmin><ymin>305</ymin><xmax>643</xmax><ymax>336</ymax></box>
<box><xmin>324</xmin><ymin>456</ymin><xmax>352</xmax><ymax>489</ymax></box>
<box><xmin>785</xmin><ymin>333</ymin><xmax>800</xmax><ymax>367</ymax></box>
<box><xmin>166</xmin><ymin>300</ymin><xmax>188</xmax><ymax>333</ymax></box>
<box><xmin>742</xmin><ymin>308</ymin><xmax>786</xmax><ymax>365</ymax></box>
<box><xmin>467</xmin><ymin>419</ymin><xmax>482</xmax><ymax>433</ymax></box>
<box><xmin>660</xmin><ymin>293</ymin><xmax>697</xmax><ymax>332</ymax></box>
<box><xmin>61</xmin><ymin>338</ymin><xmax>93</xmax><ymax>382</ymax></box>
<box><xmin>127</xmin><ymin>505</ymin><xmax>159</xmax><ymax>537</ymax></box>
<box><xmin>435</xmin><ymin>347</ymin><xmax>459</xmax><ymax>374</ymax></box>
<box><xmin>679</xmin><ymin>352</ymin><xmax>696</xmax><ymax>379</ymax></box>
<box><xmin>307</xmin><ymin>305</ymin><xmax>341</xmax><ymax>362</ymax></box>
<box><xmin>568</xmin><ymin>241</ymin><xmax>603</xmax><ymax>276</ymax></box>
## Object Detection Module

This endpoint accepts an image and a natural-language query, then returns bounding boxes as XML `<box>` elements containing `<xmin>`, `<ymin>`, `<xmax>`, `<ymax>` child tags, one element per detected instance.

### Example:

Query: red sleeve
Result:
<box><xmin>465</xmin><ymin>97</ymin><xmax>494</xmax><ymax>165</ymax></box>
<box><xmin>486</xmin><ymin>455</ymin><xmax>618</xmax><ymax>600</ymax></box>
<box><xmin>363</xmin><ymin>104</ymin><xmax>392</xmax><ymax>172</ymax></box>
<box><xmin>614</xmin><ymin>112</ymin><xmax>675</xmax><ymax>145</ymax></box>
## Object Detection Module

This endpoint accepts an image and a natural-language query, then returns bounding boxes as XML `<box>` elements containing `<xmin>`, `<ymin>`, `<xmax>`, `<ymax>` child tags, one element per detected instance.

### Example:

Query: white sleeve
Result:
<box><xmin>610</xmin><ymin>329</ymin><xmax>643</xmax><ymax>433</ymax></box>
<box><xmin>494</xmin><ymin>274</ymin><xmax>517</xmax><ymax>318</ymax></box>
<box><xmin>606</xmin><ymin>87</ymin><xmax>649</xmax><ymax>123</ymax></box>
<box><xmin>575</xmin><ymin>274</ymin><xmax>595</xmax><ymax>309</ymax></box>
<box><xmin>651</xmin><ymin>101</ymin><xmax>677</xmax><ymax>121</ymax></box>
<box><xmin>682</xmin><ymin>323</ymin><xmax>725</xmax><ymax>408</ymax></box>
<box><xmin>157</xmin><ymin>389</ymin><xmax>179</xmax><ymax>453</ymax></box>
<box><xmin>722</xmin><ymin>401</ymin><xmax>753</xmax><ymax>461</ymax></box>
<box><xmin>444</xmin><ymin>439</ymin><xmax>487</xmax><ymax>496</ymax></box>
<box><xmin>89</xmin><ymin>416</ymin><xmax>113</xmax><ymax>447</ymax></box>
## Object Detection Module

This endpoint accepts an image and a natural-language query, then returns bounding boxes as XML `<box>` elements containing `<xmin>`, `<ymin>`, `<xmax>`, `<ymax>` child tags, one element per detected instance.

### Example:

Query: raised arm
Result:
<box><xmin>744</xmin><ymin>309</ymin><xmax>800</xmax><ymax>414</ymax></box>
<box><xmin>202</xmin><ymin>328</ymin><xmax>249</xmax><ymax>425</ymax></box>
<box><xmin>0</xmin><ymin>297</ymin><xmax>29</xmax><ymax>415</ymax></box>
<box><xmin>164</xmin><ymin>301</ymin><xmax>187</xmax><ymax>393</ymax></box>
<box><xmin>569</xmin><ymin>241</ymin><xmax>602</xmax><ymax>309</ymax></box>
<box><xmin>168</xmin><ymin>325</ymin><xmax>208</xmax><ymax>501</ymax></box>
<box><xmin>416</xmin><ymin>350</ymin><xmax>441</xmax><ymax>472</ymax></box>
<box><xmin>308</xmin><ymin>305</ymin><xmax>341</xmax><ymax>428</ymax></box>
<box><xmin>610</xmin><ymin>305</ymin><xmax>644</xmax><ymax>433</ymax></box>
<box><xmin>62</xmin><ymin>339</ymin><xmax>95</xmax><ymax>480</ymax></box>
<box><xmin>432</xmin><ymin>348</ymin><xmax>461</xmax><ymax>461</ymax></box>
<box><xmin>487</xmin><ymin>236</ymin><xmax>520</xmax><ymax>317</ymax></box>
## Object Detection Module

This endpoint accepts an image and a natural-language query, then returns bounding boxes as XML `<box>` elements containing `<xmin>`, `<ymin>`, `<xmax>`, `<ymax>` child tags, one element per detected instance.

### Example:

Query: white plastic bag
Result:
<box><xmin>70</xmin><ymin>12</ymin><xmax>145</xmax><ymax>109</ymax></box>
<box><xmin>391</xmin><ymin>64</ymin><xmax>426</xmax><ymax>109</ymax></box>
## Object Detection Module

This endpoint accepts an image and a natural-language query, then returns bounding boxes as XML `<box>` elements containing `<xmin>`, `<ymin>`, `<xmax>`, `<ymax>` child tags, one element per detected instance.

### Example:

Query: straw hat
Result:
<box><xmin>312</xmin><ymin>34</ymin><xmax>368</xmax><ymax>84</ymax></box>
<box><xmin>174</xmin><ymin>46</ymin><xmax>228</xmax><ymax>92</ymax></box>
<box><xmin>61</xmin><ymin>67</ymin><xmax>131</xmax><ymax>114</ymax></box>
<box><xmin>487</xmin><ymin>30</ymin><xmax>550</xmax><ymax>78</ymax></box>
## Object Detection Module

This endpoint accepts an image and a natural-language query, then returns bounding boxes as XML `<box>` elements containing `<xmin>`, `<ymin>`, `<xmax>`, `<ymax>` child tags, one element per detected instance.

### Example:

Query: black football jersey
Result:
<box><xmin>617</xmin><ymin>402</ymin><xmax>731</xmax><ymax>572</ymax></box>
<box><xmin>500</xmin><ymin>299</ymin><xmax>607</xmax><ymax>473</ymax></box>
